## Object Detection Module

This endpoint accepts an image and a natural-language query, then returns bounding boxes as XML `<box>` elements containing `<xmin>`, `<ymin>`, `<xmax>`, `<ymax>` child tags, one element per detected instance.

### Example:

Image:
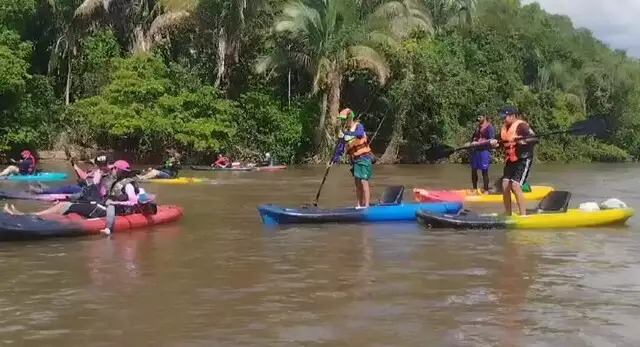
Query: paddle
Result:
<box><xmin>425</xmin><ymin>117</ymin><xmax>606</xmax><ymax>161</ymax></box>
<box><xmin>310</xmin><ymin>141</ymin><xmax>340</xmax><ymax>207</ymax></box>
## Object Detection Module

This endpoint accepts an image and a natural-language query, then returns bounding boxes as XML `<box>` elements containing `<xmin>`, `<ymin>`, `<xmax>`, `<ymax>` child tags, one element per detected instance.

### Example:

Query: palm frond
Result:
<box><xmin>346</xmin><ymin>45</ymin><xmax>390</xmax><ymax>84</ymax></box>
<box><xmin>147</xmin><ymin>10</ymin><xmax>191</xmax><ymax>38</ymax></box>
<box><xmin>73</xmin><ymin>0</ymin><xmax>110</xmax><ymax>20</ymax></box>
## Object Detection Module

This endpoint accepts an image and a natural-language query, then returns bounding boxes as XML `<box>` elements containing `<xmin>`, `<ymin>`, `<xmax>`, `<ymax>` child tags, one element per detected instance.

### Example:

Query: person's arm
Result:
<box><xmin>91</xmin><ymin>170</ymin><xmax>102</xmax><ymax>185</ymax></box>
<box><xmin>73</xmin><ymin>164</ymin><xmax>89</xmax><ymax>180</ymax></box>
<box><xmin>516</xmin><ymin>123</ymin><xmax>539</xmax><ymax>145</ymax></box>
<box><xmin>108</xmin><ymin>184</ymin><xmax>138</xmax><ymax>205</ymax></box>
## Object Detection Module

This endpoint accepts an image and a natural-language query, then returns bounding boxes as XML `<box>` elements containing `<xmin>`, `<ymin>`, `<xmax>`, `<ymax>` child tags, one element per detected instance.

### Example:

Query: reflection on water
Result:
<box><xmin>0</xmin><ymin>162</ymin><xmax>638</xmax><ymax>346</ymax></box>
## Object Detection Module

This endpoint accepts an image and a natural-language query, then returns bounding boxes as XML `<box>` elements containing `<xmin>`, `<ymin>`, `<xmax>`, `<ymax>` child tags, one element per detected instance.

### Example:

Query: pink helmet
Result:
<box><xmin>109</xmin><ymin>160</ymin><xmax>130</xmax><ymax>171</ymax></box>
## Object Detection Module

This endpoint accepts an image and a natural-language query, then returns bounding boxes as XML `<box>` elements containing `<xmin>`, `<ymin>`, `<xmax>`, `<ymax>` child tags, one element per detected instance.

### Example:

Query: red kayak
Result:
<box><xmin>254</xmin><ymin>165</ymin><xmax>287</xmax><ymax>171</ymax></box>
<box><xmin>0</xmin><ymin>205</ymin><xmax>184</xmax><ymax>241</ymax></box>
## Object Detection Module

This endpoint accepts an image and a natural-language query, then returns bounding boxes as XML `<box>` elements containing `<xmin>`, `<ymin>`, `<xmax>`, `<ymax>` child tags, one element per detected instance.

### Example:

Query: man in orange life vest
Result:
<box><xmin>332</xmin><ymin>108</ymin><xmax>373</xmax><ymax>208</ymax></box>
<box><xmin>490</xmin><ymin>106</ymin><xmax>538</xmax><ymax>215</ymax></box>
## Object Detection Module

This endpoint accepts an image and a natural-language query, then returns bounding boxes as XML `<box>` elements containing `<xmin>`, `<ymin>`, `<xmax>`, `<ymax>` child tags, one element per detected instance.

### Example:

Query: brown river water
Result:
<box><xmin>0</xmin><ymin>162</ymin><xmax>639</xmax><ymax>346</ymax></box>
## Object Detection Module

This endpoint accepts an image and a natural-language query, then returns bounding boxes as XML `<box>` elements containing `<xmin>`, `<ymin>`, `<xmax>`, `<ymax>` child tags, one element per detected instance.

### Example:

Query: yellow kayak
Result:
<box><xmin>413</xmin><ymin>186</ymin><xmax>554</xmax><ymax>203</ymax></box>
<box><xmin>418</xmin><ymin>207</ymin><xmax>634</xmax><ymax>230</ymax></box>
<box><xmin>139</xmin><ymin>177</ymin><xmax>206</xmax><ymax>184</ymax></box>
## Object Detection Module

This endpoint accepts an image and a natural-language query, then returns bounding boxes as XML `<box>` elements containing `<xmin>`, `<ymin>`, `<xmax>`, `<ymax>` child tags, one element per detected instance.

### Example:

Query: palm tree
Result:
<box><xmin>421</xmin><ymin>0</ymin><xmax>475</xmax><ymax>34</ymax></box>
<box><xmin>257</xmin><ymin>0</ymin><xmax>428</xmax><ymax>158</ymax></box>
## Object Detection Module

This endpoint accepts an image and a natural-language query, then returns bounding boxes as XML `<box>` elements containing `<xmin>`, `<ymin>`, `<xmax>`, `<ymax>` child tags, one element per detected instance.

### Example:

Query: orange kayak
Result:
<box><xmin>413</xmin><ymin>186</ymin><xmax>555</xmax><ymax>203</ymax></box>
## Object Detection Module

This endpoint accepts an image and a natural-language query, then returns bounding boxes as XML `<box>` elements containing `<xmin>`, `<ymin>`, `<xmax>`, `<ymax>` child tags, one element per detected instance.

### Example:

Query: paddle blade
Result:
<box><xmin>425</xmin><ymin>145</ymin><xmax>456</xmax><ymax>161</ymax></box>
<box><xmin>568</xmin><ymin>117</ymin><xmax>607</xmax><ymax>137</ymax></box>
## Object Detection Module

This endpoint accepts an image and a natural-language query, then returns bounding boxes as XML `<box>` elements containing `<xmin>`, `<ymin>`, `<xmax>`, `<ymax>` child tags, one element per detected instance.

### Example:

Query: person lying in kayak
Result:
<box><xmin>0</xmin><ymin>150</ymin><xmax>37</xmax><ymax>177</ymax></box>
<box><xmin>5</xmin><ymin>160</ymin><xmax>145</xmax><ymax>221</ymax></box>
<box><xmin>138</xmin><ymin>150</ymin><xmax>182</xmax><ymax>179</ymax></box>
<box><xmin>466</xmin><ymin>112</ymin><xmax>495</xmax><ymax>194</ymax></box>
<box><xmin>333</xmin><ymin>108</ymin><xmax>373</xmax><ymax>208</ymax></box>
<box><xmin>212</xmin><ymin>154</ymin><xmax>230</xmax><ymax>168</ymax></box>
<box><xmin>489</xmin><ymin>106</ymin><xmax>538</xmax><ymax>216</ymax></box>
<box><xmin>27</xmin><ymin>155</ymin><xmax>111</xmax><ymax>195</ymax></box>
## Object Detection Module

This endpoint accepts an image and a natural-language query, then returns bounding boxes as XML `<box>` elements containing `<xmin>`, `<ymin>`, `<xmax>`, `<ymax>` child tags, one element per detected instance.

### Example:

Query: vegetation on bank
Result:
<box><xmin>0</xmin><ymin>0</ymin><xmax>639</xmax><ymax>163</ymax></box>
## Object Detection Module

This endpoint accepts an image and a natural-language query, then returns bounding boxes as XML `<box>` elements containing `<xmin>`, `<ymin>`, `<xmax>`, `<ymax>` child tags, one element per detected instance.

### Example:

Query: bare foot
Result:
<box><xmin>10</xmin><ymin>205</ymin><xmax>24</xmax><ymax>215</ymax></box>
<box><xmin>3</xmin><ymin>203</ymin><xmax>12</xmax><ymax>214</ymax></box>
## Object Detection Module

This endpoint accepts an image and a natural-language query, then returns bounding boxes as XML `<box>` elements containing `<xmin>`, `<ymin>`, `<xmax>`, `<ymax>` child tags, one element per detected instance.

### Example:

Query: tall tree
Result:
<box><xmin>257</xmin><ymin>0</ymin><xmax>428</xmax><ymax>159</ymax></box>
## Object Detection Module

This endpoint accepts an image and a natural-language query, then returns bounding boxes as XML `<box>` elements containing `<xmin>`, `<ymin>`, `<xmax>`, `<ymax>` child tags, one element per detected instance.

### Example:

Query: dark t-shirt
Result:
<box><xmin>19</xmin><ymin>158</ymin><xmax>34</xmax><ymax>175</ymax></box>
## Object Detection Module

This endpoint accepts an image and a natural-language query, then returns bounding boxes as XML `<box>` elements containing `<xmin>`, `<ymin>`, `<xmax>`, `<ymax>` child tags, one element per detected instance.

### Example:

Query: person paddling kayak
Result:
<box><xmin>466</xmin><ymin>112</ymin><xmax>495</xmax><ymax>194</ymax></box>
<box><xmin>490</xmin><ymin>106</ymin><xmax>538</xmax><ymax>216</ymax></box>
<box><xmin>28</xmin><ymin>155</ymin><xmax>111</xmax><ymax>195</ymax></box>
<box><xmin>0</xmin><ymin>150</ymin><xmax>37</xmax><ymax>176</ymax></box>
<box><xmin>138</xmin><ymin>150</ymin><xmax>181</xmax><ymax>179</ymax></box>
<box><xmin>212</xmin><ymin>154</ymin><xmax>230</xmax><ymax>168</ymax></box>
<box><xmin>332</xmin><ymin>108</ymin><xmax>373</xmax><ymax>208</ymax></box>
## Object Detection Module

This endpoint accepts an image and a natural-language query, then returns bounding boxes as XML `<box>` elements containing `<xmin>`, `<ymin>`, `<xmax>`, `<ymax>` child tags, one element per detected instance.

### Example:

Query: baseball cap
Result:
<box><xmin>499</xmin><ymin>105</ymin><xmax>519</xmax><ymax>118</ymax></box>
<box><xmin>338</xmin><ymin>108</ymin><xmax>355</xmax><ymax>120</ymax></box>
<box><xmin>108</xmin><ymin>160</ymin><xmax>131</xmax><ymax>171</ymax></box>
<box><xmin>90</xmin><ymin>155</ymin><xmax>109</xmax><ymax>165</ymax></box>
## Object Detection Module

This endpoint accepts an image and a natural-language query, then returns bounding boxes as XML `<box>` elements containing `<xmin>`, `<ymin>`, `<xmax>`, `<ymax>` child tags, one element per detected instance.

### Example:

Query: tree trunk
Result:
<box><xmin>64</xmin><ymin>47</ymin><xmax>72</xmax><ymax>105</ymax></box>
<box><xmin>131</xmin><ymin>26</ymin><xmax>148</xmax><ymax>53</ymax></box>
<box><xmin>214</xmin><ymin>27</ymin><xmax>228</xmax><ymax>88</ymax></box>
<box><xmin>313</xmin><ymin>92</ymin><xmax>328</xmax><ymax>156</ymax></box>
<box><xmin>377</xmin><ymin>108</ymin><xmax>407</xmax><ymax>164</ymax></box>
<box><xmin>322</xmin><ymin>71</ymin><xmax>342</xmax><ymax>161</ymax></box>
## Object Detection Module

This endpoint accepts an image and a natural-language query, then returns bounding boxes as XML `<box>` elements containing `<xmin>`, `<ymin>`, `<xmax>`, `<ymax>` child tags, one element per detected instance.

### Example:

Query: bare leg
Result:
<box><xmin>138</xmin><ymin>169</ymin><xmax>161</xmax><ymax>180</ymax></box>
<box><xmin>355</xmin><ymin>179</ymin><xmax>363</xmax><ymax>207</ymax></box>
<box><xmin>361</xmin><ymin>179</ymin><xmax>370</xmax><ymax>207</ymax></box>
<box><xmin>502</xmin><ymin>179</ymin><xmax>513</xmax><ymax>215</ymax></box>
<box><xmin>0</xmin><ymin>166</ymin><xmax>20</xmax><ymax>176</ymax></box>
<box><xmin>8</xmin><ymin>202</ymin><xmax>72</xmax><ymax>215</ymax></box>
<box><xmin>511</xmin><ymin>183</ymin><xmax>527</xmax><ymax>215</ymax></box>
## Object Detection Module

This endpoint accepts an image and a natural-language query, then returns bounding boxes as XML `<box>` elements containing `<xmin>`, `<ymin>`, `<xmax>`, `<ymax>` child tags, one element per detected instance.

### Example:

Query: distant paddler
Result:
<box><xmin>332</xmin><ymin>108</ymin><xmax>373</xmax><ymax>208</ymax></box>
<box><xmin>466</xmin><ymin>111</ymin><xmax>495</xmax><ymax>194</ymax></box>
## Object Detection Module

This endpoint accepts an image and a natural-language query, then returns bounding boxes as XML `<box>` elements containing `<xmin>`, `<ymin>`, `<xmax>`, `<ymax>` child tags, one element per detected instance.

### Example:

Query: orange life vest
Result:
<box><xmin>500</xmin><ymin>119</ymin><xmax>525</xmax><ymax>162</ymax></box>
<box><xmin>345</xmin><ymin>122</ymin><xmax>372</xmax><ymax>160</ymax></box>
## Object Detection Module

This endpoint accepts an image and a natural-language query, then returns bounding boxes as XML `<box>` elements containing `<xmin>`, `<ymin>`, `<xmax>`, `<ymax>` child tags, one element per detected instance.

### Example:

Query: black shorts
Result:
<box><xmin>502</xmin><ymin>158</ymin><xmax>532</xmax><ymax>186</ymax></box>
<box><xmin>64</xmin><ymin>202</ymin><xmax>107</xmax><ymax>219</ymax></box>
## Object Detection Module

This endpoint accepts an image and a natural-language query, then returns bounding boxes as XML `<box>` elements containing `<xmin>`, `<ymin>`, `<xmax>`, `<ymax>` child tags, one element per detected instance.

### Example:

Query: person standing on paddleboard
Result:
<box><xmin>467</xmin><ymin>112</ymin><xmax>495</xmax><ymax>194</ymax></box>
<box><xmin>490</xmin><ymin>106</ymin><xmax>538</xmax><ymax>216</ymax></box>
<box><xmin>333</xmin><ymin>108</ymin><xmax>373</xmax><ymax>208</ymax></box>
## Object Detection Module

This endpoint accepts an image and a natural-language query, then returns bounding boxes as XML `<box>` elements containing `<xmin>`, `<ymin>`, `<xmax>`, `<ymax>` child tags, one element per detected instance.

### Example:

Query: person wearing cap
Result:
<box><xmin>0</xmin><ymin>149</ymin><xmax>37</xmax><ymax>176</ymax></box>
<box><xmin>5</xmin><ymin>160</ymin><xmax>142</xmax><ymax>224</ymax></box>
<box><xmin>27</xmin><ymin>155</ymin><xmax>112</xmax><ymax>195</ymax></box>
<box><xmin>489</xmin><ymin>106</ymin><xmax>538</xmax><ymax>215</ymax></box>
<box><xmin>212</xmin><ymin>153</ymin><xmax>230</xmax><ymax>168</ymax></box>
<box><xmin>332</xmin><ymin>108</ymin><xmax>373</xmax><ymax>208</ymax></box>
<box><xmin>138</xmin><ymin>149</ymin><xmax>182</xmax><ymax>180</ymax></box>
<box><xmin>466</xmin><ymin>112</ymin><xmax>495</xmax><ymax>194</ymax></box>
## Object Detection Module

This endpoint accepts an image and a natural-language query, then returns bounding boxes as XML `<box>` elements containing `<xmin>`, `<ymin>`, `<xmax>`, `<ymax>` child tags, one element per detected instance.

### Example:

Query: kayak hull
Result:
<box><xmin>413</xmin><ymin>186</ymin><xmax>554</xmax><ymax>203</ymax></box>
<box><xmin>139</xmin><ymin>177</ymin><xmax>205</xmax><ymax>184</ymax></box>
<box><xmin>258</xmin><ymin>202</ymin><xmax>463</xmax><ymax>225</ymax></box>
<box><xmin>0</xmin><ymin>205</ymin><xmax>183</xmax><ymax>241</ymax></box>
<box><xmin>1</xmin><ymin>172</ymin><xmax>68</xmax><ymax>182</ymax></box>
<box><xmin>190</xmin><ymin>165</ymin><xmax>287</xmax><ymax>172</ymax></box>
<box><xmin>416</xmin><ymin>208</ymin><xmax>635</xmax><ymax>230</ymax></box>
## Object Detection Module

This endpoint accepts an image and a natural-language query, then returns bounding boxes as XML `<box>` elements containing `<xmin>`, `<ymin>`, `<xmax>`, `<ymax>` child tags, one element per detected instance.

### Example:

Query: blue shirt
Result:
<box><xmin>332</xmin><ymin>124</ymin><xmax>371</xmax><ymax>163</ymax></box>
<box><xmin>471</xmin><ymin>123</ymin><xmax>495</xmax><ymax>152</ymax></box>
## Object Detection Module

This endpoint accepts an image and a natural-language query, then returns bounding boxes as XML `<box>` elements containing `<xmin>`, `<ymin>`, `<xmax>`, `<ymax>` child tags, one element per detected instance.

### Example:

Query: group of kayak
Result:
<box><xmin>258</xmin><ymin>105</ymin><xmax>635</xmax><ymax>230</ymax></box>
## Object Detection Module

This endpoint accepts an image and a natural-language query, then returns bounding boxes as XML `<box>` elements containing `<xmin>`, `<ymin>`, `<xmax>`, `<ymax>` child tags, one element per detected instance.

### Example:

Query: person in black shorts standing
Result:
<box><xmin>490</xmin><ymin>106</ymin><xmax>538</xmax><ymax>215</ymax></box>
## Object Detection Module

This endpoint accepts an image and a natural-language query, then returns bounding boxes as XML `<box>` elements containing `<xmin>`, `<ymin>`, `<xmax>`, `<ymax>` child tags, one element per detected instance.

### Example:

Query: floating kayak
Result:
<box><xmin>190</xmin><ymin>165</ymin><xmax>252</xmax><ymax>172</ymax></box>
<box><xmin>139</xmin><ymin>177</ymin><xmax>205</xmax><ymax>184</ymax></box>
<box><xmin>0</xmin><ymin>205</ymin><xmax>183</xmax><ymax>241</ymax></box>
<box><xmin>0</xmin><ymin>172</ymin><xmax>68</xmax><ymax>182</ymax></box>
<box><xmin>416</xmin><ymin>191</ymin><xmax>634</xmax><ymax>230</ymax></box>
<box><xmin>413</xmin><ymin>185</ymin><xmax>554</xmax><ymax>203</ymax></box>
<box><xmin>190</xmin><ymin>165</ymin><xmax>287</xmax><ymax>172</ymax></box>
<box><xmin>258</xmin><ymin>202</ymin><xmax>462</xmax><ymax>225</ymax></box>
<box><xmin>0</xmin><ymin>190</ymin><xmax>70</xmax><ymax>201</ymax></box>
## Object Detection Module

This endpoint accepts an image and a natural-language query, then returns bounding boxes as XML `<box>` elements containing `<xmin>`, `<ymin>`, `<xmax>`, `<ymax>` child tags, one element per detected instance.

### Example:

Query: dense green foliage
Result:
<box><xmin>1</xmin><ymin>0</ymin><xmax>639</xmax><ymax>163</ymax></box>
